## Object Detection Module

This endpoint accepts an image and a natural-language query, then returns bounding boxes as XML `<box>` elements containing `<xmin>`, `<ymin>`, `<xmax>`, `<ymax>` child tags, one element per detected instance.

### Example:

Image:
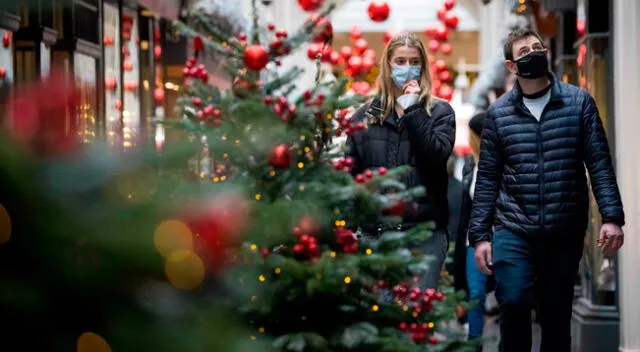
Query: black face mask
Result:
<box><xmin>514</xmin><ymin>51</ymin><xmax>549</xmax><ymax>79</ymax></box>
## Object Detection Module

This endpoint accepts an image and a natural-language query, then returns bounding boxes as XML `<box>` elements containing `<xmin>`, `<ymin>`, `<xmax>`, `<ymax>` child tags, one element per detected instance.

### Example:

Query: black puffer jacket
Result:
<box><xmin>346</xmin><ymin>97</ymin><xmax>456</xmax><ymax>228</ymax></box>
<box><xmin>468</xmin><ymin>74</ymin><xmax>625</xmax><ymax>246</ymax></box>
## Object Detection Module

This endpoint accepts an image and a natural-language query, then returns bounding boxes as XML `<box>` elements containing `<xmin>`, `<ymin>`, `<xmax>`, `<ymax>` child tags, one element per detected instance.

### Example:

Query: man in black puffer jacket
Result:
<box><xmin>468</xmin><ymin>29</ymin><xmax>625</xmax><ymax>352</ymax></box>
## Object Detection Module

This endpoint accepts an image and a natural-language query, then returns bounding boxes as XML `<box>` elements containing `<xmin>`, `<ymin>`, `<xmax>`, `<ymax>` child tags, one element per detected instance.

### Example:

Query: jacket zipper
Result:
<box><xmin>537</xmin><ymin>124</ymin><xmax>545</xmax><ymax>231</ymax></box>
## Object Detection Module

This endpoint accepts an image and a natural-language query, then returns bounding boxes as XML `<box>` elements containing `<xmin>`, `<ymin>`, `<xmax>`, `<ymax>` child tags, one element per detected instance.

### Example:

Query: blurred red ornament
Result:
<box><xmin>440</xmin><ymin>43</ymin><xmax>452</xmax><ymax>55</ymax></box>
<box><xmin>193</xmin><ymin>35</ymin><xmax>204</xmax><ymax>52</ymax></box>
<box><xmin>243</xmin><ymin>45</ymin><xmax>269</xmax><ymax>70</ymax></box>
<box><xmin>298</xmin><ymin>216</ymin><xmax>321</xmax><ymax>236</ymax></box>
<box><xmin>443</xmin><ymin>12</ymin><xmax>459</xmax><ymax>30</ymax></box>
<box><xmin>339</xmin><ymin>45</ymin><xmax>353</xmax><ymax>60</ymax></box>
<box><xmin>363</xmin><ymin>48</ymin><xmax>376</xmax><ymax>58</ymax></box>
<box><xmin>444</xmin><ymin>0</ymin><xmax>456</xmax><ymax>10</ymax></box>
<box><xmin>384</xmin><ymin>30</ymin><xmax>398</xmax><ymax>44</ymax></box>
<box><xmin>438</xmin><ymin>85</ymin><xmax>453</xmax><ymax>101</ymax></box>
<box><xmin>307</xmin><ymin>43</ymin><xmax>322</xmax><ymax>60</ymax></box>
<box><xmin>104</xmin><ymin>77</ymin><xmax>117</xmax><ymax>90</ymax></box>
<box><xmin>123</xmin><ymin>60</ymin><xmax>133</xmax><ymax>71</ymax></box>
<box><xmin>0</xmin><ymin>66</ymin><xmax>5</xmax><ymax>80</ymax></box>
<box><xmin>298</xmin><ymin>0</ymin><xmax>324</xmax><ymax>12</ymax></box>
<box><xmin>576</xmin><ymin>18</ymin><xmax>586</xmax><ymax>37</ymax></box>
<box><xmin>187</xmin><ymin>192</ymin><xmax>250</xmax><ymax>269</ymax></box>
<box><xmin>368</xmin><ymin>0</ymin><xmax>391</xmax><ymax>22</ymax></box>
<box><xmin>350</xmin><ymin>26</ymin><xmax>362</xmax><ymax>42</ymax></box>
<box><xmin>383</xmin><ymin>199</ymin><xmax>406</xmax><ymax>217</ymax></box>
<box><xmin>154</xmin><ymin>87</ymin><xmax>165</xmax><ymax>102</ymax></box>
<box><xmin>354</xmin><ymin>38</ymin><xmax>368</xmax><ymax>54</ymax></box>
<box><xmin>267</xmin><ymin>23</ymin><xmax>276</xmax><ymax>31</ymax></box>
<box><xmin>275</xmin><ymin>29</ymin><xmax>288</xmax><ymax>39</ymax></box>
<box><xmin>439</xmin><ymin>70</ymin><xmax>452</xmax><ymax>83</ymax></box>
<box><xmin>103</xmin><ymin>36</ymin><xmax>114</xmax><ymax>46</ymax></box>
<box><xmin>329</xmin><ymin>50</ymin><xmax>341</xmax><ymax>65</ymax></box>
<box><xmin>310</xmin><ymin>14</ymin><xmax>333</xmax><ymax>43</ymax></box>
<box><xmin>432</xmin><ymin>79</ymin><xmax>442</xmax><ymax>94</ymax></box>
<box><xmin>435</xmin><ymin>24</ymin><xmax>449</xmax><ymax>41</ymax></box>
<box><xmin>238</xmin><ymin>32</ymin><xmax>247</xmax><ymax>41</ymax></box>
<box><xmin>347</xmin><ymin>56</ymin><xmax>363</xmax><ymax>75</ymax></box>
<box><xmin>154</xmin><ymin>45</ymin><xmax>162</xmax><ymax>58</ymax></box>
<box><xmin>114</xmin><ymin>99</ymin><xmax>122</xmax><ymax>110</ymax></box>
<box><xmin>320</xmin><ymin>44</ymin><xmax>332</xmax><ymax>61</ymax></box>
<box><xmin>435</xmin><ymin>59</ymin><xmax>447</xmax><ymax>71</ymax></box>
<box><xmin>351</xmin><ymin>81</ymin><xmax>371</xmax><ymax>95</ymax></box>
<box><xmin>269</xmin><ymin>144</ymin><xmax>293</xmax><ymax>169</ymax></box>
<box><xmin>437</xmin><ymin>8</ymin><xmax>447</xmax><ymax>21</ymax></box>
<box><xmin>154</xmin><ymin>27</ymin><xmax>161</xmax><ymax>42</ymax></box>
<box><xmin>4</xmin><ymin>71</ymin><xmax>81</xmax><ymax>156</ymax></box>
<box><xmin>427</xmin><ymin>54</ymin><xmax>435</xmax><ymax>64</ymax></box>
<box><xmin>428</xmin><ymin>39</ymin><xmax>440</xmax><ymax>53</ymax></box>
<box><xmin>424</xmin><ymin>26</ymin><xmax>438</xmax><ymax>38</ymax></box>
<box><xmin>2</xmin><ymin>32</ymin><xmax>10</xmax><ymax>48</ymax></box>
<box><xmin>124</xmin><ymin>80</ymin><xmax>138</xmax><ymax>91</ymax></box>
<box><xmin>362</xmin><ymin>56</ymin><xmax>375</xmax><ymax>71</ymax></box>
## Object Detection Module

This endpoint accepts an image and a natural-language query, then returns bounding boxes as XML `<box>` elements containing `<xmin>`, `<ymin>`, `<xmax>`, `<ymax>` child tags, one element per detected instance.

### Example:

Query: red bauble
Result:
<box><xmin>435</xmin><ymin>24</ymin><xmax>449</xmax><ymax>41</ymax></box>
<box><xmin>154</xmin><ymin>87</ymin><xmax>165</xmax><ymax>102</ymax></box>
<box><xmin>114</xmin><ymin>99</ymin><xmax>122</xmax><ymax>110</ymax></box>
<box><xmin>351</xmin><ymin>81</ymin><xmax>371</xmax><ymax>95</ymax></box>
<box><xmin>123</xmin><ymin>60</ymin><xmax>133</xmax><ymax>71</ymax></box>
<box><xmin>428</xmin><ymin>39</ymin><xmax>440</xmax><ymax>53</ymax></box>
<box><xmin>2</xmin><ymin>32</ymin><xmax>10</xmax><ymax>48</ymax></box>
<box><xmin>193</xmin><ymin>35</ymin><xmax>204</xmax><ymax>52</ymax></box>
<box><xmin>310</xmin><ymin>14</ymin><xmax>333</xmax><ymax>43</ymax></box>
<box><xmin>434</xmin><ymin>59</ymin><xmax>447</xmax><ymax>72</ymax></box>
<box><xmin>0</xmin><ymin>66</ymin><xmax>5</xmax><ymax>80</ymax></box>
<box><xmin>368</xmin><ymin>0</ymin><xmax>391</xmax><ymax>23</ymax></box>
<box><xmin>438</xmin><ymin>85</ymin><xmax>454</xmax><ymax>101</ymax></box>
<box><xmin>329</xmin><ymin>50</ymin><xmax>341</xmax><ymax>65</ymax></box>
<box><xmin>362</xmin><ymin>56</ymin><xmax>375</xmax><ymax>72</ymax></box>
<box><xmin>103</xmin><ymin>36</ymin><xmax>114</xmax><ymax>46</ymax></box>
<box><xmin>350</xmin><ymin>26</ymin><xmax>362</xmax><ymax>42</ymax></box>
<box><xmin>154</xmin><ymin>45</ymin><xmax>162</xmax><ymax>59</ymax></box>
<box><xmin>339</xmin><ymin>46</ymin><xmax>353</xmax><ymax>60</ymax></box>
<box><xmin>443</xmin><ymin>12</ymin><xmax>459</xmax><ymax>30</ymax></box>
<box><xmin>243</xmin><ymin>45</ymin><xmax>269</xmax><ymax>70</ymax></box>
<box><xmin>444</xmin><ymin>0</ymin><xmax>456</xmax><ymax>10</ymax></box>
<box><xmin>354</xmin><ymin>38</ymin><xmax>368</xmax><ymax>55</ymax></box>
<box><xmin>437</xmin><ymin>8</ymin><xmax>447</xmax><ymax>21</ymax></box>
<box><xmin>104</xmin><ymin>77</ymin><xmax>117</xmax><ymax>90</ymax></box>
<box><xmin>347</xmin><ymin>56</ymin><xmax>363</xmax><ymax>75</ymax></box>
<box><xmin>383</xmin><ymin>30</ymin><xmax>398</xmax><ymax>44</ymax></box>
<box><xmin>440</xmin><ymin>43</ymin><xmax>453</xmax><ymax>55</ymax></box>
<box><xmin>362</xmin><ymin>48</ymin><xmax>376</xmax><ymax>59</ymax></box>
<box><xmin>307</xmin><ymin>43</ymin><xmax>322</xmax><ymax>60</ymax></box>
<box><xmin>269</xmin><ymin>144</ymin><xmax>292</xmax><ymax>169</ymax></box>
<box><xmin>298</xmin><ymin>216</ymin><xmax>320</xmax><ymax>236</ymax></box>
<box><xmin>439</xmin><ymin>70</ymin><xmax>452</xmax><ymax>83</ymax></box>
<box><xmin>577</xmin><ymin>18</ymin><xmax>586</xmax><ymax>37</ymax></box>
<box><xmin>298</xmin><ymin>0</ymin><xmax>324</xmax><ymax>12</ymax></box>
<box><xmin>424</xmin><ymin>26</ymin><xmax>438</xmax><ymax>39</ymax></box>
<box><xmin>383</xmin><ymin>199</ymin><xmax>407</xmax><ymax>217</ymax></box>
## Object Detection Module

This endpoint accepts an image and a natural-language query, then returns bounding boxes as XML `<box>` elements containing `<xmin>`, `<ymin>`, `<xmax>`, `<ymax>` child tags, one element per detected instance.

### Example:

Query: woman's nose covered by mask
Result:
<box><xmin>391</xmin><ymin>65</ymin><xmax>421</xmax><ymax>88</ymax></box>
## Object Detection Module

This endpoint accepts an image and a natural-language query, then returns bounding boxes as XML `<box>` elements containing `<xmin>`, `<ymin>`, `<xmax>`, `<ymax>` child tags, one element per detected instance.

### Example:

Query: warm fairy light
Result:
<box><xmin>250</xmin><ymin>336</ymin><xmax>256</xmax><ymax>341</ymax></box>
<box><xmin>297</xmin><ymin>162</ymin><xmax>304</xmax><ymax>169</ymax></box>
<box><xmin>223</xmin><ymin>153</ymin><xmax>229</xmax><ymax>158</ymax></box>
<box><xmin>326</xmin><ymin>113</ymin><xmax>333</xmax><ymax>119</ymax></box>
<box><xmin>298</xmin><ymin>185</ymin><xmax>305</xmax><ymax>191</ymax></box>
<box><xmin>154</xmin><ymin>220</ymin><xmax>193</xmax><ymax>257</ymax></box>
<box><xmin>299</xmin><ymin>135</ymin><xmax>306</xmax><ymax>141</ymax></box>
<box><xmin>255</xmin><ymin>193</ymin><xmax>262</xmax><ymax>200</ymax></box>
<box><xmin>220</xmin><ymin>176</ymin><xmax>227</xmax><ymax>181</ymax></box>
<box><xmin>372</xmin><ymin>305</ymin><xmax>379</xmax><ymax>312</ymax></box>
<box><xmin>251</xmin><ymin>295</ymin><xmax>257</xmax><ymax>301</ymax></box>
<box><xmin>0</xmin><ymin>204</ymin><xmax>12</xmax><ymax>244</ymax></box>
<box><xmin>165</xmin><ymin>250</ymin><xmax>205</xmax><ymax>290</ymax></box>
<box><xmin>213</xmin><ymin>177</ymin><xmax>220</xmax><ymax>183</ymax></box>
<box><xmin>250</xmin><ymin>244</ymin><xmax>258</xmax><ymax>250</ymax></box>
<box><xmin>77</xmin><ymin>332</ymin><xmax>112</xmax><ymax>352</ymax></box>
<box><xmin>221</xmin><ymin>135</ymin><xmax>227</xmax><ymax>140</ymax></box>
<box><xmin>304</xmin><ymin>147</ymin><xmax>311</xmax><ymax>153</ymax></box>
<box><xmin>258</xmin><ymin>327</ymin><xmax>265</xmax><ymax>333</ymax></box>
<box><xmin>269</xmin><ymin>170</ymin><xmax>276</xmax><ymax>176</ymax></box>
<box><xmin>412</xmin><ymin>312</ymin><xmax>418</xmax><ymax>318</ymax></box>
<box><xmin>334</xmin><ymin>220</ymin><xmax>346</xmax><ymax>226</ymax></box>
<box><xmin>365</xmin><ymin>248</ymin><xmax>373</xmax><ymax>255</ymax></box>
<box><xmin>258</xmin><ymin>274</ymin><xmax>266</xmax><ymax>282</ymax></box>
<box><xmin>402</xmin><ymin>305</ymin><xmax>409</xmax><ymax>311</ymax></box>
<box><xmin>344</xmin><ymin>276</ymin><xmax>351</xmax><ymax>284</ymax></box>
<box><xmin>330</xmin><ymin>251</ymin><xmax>337</xmax><ymax>257</ymax></box>
<box><xmin>274</xmin><ymin>267</ymin><xmax>281</xmax><ymax>274</ymax></box>
<box><xmin>235</xmin><ymin>139</ymin><xmax>241</xmax><ymax>144</ymax></box>
<box><xmin>428</xmin><ymin>322</ymin><xmax>435</xmax><ymax>329</ymax></box>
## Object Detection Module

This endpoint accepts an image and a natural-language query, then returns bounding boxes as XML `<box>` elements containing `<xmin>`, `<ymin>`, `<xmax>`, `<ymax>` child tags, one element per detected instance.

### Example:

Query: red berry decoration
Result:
<box><xmin>297</xmin><ymin>0</ymin><xmax>324</xmax><ymax>12</ymax></box>
<box><xmin>0</xmin><ymin>66</ymin><xmax>6</xmax><ymax>80</ymax></box>
<box><xmin>435</xmin><ymin>24</ymin><xmax>449</xmax><ymax>42</ymax></box>
<box><xmin>443</xmin><ymin>12</ymin><xmax>459</xmax><ymax>30</ymax></box>
<box><xmin>123</xmin><ymin>60</ymin><xmax>133</xmax><ymax>71</ymax></box>
<box><xmin>435</xmin><ymin>59</ymin><xmax>447</xmax><ymax>72</ymax></box>
<box><xmin>439</xmin><ymin>70</ymin><xmax>452</xmax><ymax>83</ymax></box>
<box><xmin>243</xmin><ymin>45</ymin><xmax>269</xmax><ymax>71</ymax></box>
<box><xmin>440</xmin><ymin>43</ymin><xmax>453</xmax><ymax>55</ymax></box>
<box><xmin>193</xmin><ymin>35</ymin><xmax>204</xmax><ymax>52</ymax></box>
<box><xmin>354</xmin><ymin>38</ymin><xmax>368</xmax><ymax>55</ymax></box>
<box><xmin>309</xmin><ymin>14</ymin><xmax>333</xmax><ymax>44</ymax></box>
<box><xmin>307</xmin><ymin>43</ymin><xmax>322</xmax><ymax>60</ymax></box>
<box><xmin>368</xmin><ymin>0</ymin><xmax>391</xmax><ymax>23</ymax></box>
<box><xmin>444</xmin><ymin>0</ymin><xmax>456</xmax><ymax>10</ymax></box>
<box><xmin>384</xmin><ymin>199</ymin><xmax>407</xmax><ymax>217</ymax></box>
<box><xmin>238</xmin><ymin>32</ymin><xmax>247</xmax><ymax>41</ymax></box>
<box><xmin>153</xmin><ymin>87</ymin><xmax>165</xmax><ymax>102</ymax></box>
<box><xmin>267</xmin><ymin>23</ymin><xmax>276</xmax><ymax>31</ymax></box>
<box><xmin>378</xmin><ymin>167</ymin><xmax>387</xmax><ymax>176</ymax></box>
<box><xmin>268</xmin><ymin>144</ymin><xmax>292</xmax><ymax>169</ymax></box>
<box><xmin>2</xmin><ymin>32</ymin><xmax>10</xmax><ymax>48</ymax></box>
<box><xmin>428</xmin><ymin>39</ymin><xmax>440</xmax><ymax>53</ymax></box>
<box><xmin>438</xmin><ymin>84</ymin><xmax>454</xmax><ymax>101</ymax></box>
<box><xmin>350</xmin><ymin>25</ymin><xmax>362</xmax><ymax>41</ymax></box>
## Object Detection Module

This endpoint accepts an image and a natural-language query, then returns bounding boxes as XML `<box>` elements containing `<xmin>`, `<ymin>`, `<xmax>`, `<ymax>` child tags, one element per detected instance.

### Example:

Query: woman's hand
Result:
<box><xmin>403</xmin><ymin>80</ymin><xmax>421</xmax><ymax>95</ymax></box>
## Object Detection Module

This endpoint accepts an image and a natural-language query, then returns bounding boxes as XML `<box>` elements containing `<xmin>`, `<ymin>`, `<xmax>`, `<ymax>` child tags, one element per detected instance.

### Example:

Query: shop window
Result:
<box><xmin>74</xmin><ymin>53</ymin><xmax>97</xmax><ymax>144</ymax></box>
<box><xmin>122</xmin><ymin>9</ymin><xmax>140</xmax><ymax>151</ymax></box>
<box><xmin>0</xmin><ymin>29</ymin><xmax>15</xmax><ymax>124</ymax></box>
<box><xmin>103</xmin><ymin>2</ymin><xmax>121</xmax><ymax>148</ymax></box>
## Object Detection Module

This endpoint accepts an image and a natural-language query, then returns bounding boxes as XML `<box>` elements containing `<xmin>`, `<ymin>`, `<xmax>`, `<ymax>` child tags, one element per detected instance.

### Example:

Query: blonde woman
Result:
<box><xmin>346</xmin><ymin>32</ymin><xmax>456</xmax><ymax>289</ymax></box>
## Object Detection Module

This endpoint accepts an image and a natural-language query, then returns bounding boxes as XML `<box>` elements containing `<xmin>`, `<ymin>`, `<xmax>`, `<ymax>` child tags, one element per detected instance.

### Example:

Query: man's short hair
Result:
<box><xmin>503</xmin><ymin>28</ymin><xmax>545</xmax><ymax>61</ymax></box>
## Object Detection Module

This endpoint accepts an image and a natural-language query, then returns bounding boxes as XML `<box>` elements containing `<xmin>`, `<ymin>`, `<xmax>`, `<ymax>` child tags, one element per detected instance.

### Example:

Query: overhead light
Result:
<box><xmin>141</xmin><ymin>9</ymin><xmax>154</xmax><ymax>17</ymax></box>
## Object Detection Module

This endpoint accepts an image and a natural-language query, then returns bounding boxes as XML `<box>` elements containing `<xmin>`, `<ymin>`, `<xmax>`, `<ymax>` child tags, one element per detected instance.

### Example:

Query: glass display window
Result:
<box><xmin>103</xmin><ymin>2</ymin><xmax>122</xmax><ymax>149</ymax></box>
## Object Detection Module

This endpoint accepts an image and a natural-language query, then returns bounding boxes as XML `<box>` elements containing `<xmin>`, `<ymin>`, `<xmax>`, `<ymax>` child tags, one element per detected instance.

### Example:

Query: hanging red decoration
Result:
<box><xmin>363</xmin><ymin>48</ymin><xmax>376</xmax><ymax>59</ymax></box>
<box><xmin>444</xmin><ymin>0</ymin><xmax>456</xmax><ymax>11</ymax></box>
<box><xmin>424</xmin><ymin>26</ymin><xmax>438</xmax><ymax>39</ymax></box>
<box><xmin>269</xmin><ymin>144</ymin><xmax>292</xmax><ymax>169</ymax></box>
<box><xmin>347</xmin><ymin>56</ymin><xmax>363</xmax><ymax>75</ymax></box>
<box><xmin>432</xmin><ymin>79</ymin><xmax>442</xmax><ymax>93</ymax></box>
<box><xmin>2</xmin><ymin>32</ymin><xmax>10</xmax><ymax>48</ymax></box>
<box><xmin>438</xmin><ymin>85</ymin><xmax>454</xmax><ymax>101</ymax></box>
<box><xmin>329</xmin><ymin>50</ymin><xmax>341</xmax><ymax>65</ymax></box>
<box><xmin>243</xmin><ymin>45</ymin><xmax>269</xmax><ymax>70</ymax></box>
<box><xmin>576</xmin><ymin>18</ymin><xmax>586</xmax><ymax>37</ymax></box>
<box><xmin>443</xmin><ymin>12</ymin><xmax>459</xmax><ymax>30</ymax></box>
<box><xmin>435</xmin><ymin>24</ymin><xmax>449</xmax><ymax>42</ymax></box>
<box><xmin>439</xmin><ymin>70</ymin><xmax>452</xmax><ymax>83</ymax></box>
<box><xmin>354</xmin><ymin>38</ymin><xmax>368</xmax><ymax>55</ymax></box>
<box><xmin>122</xmin><ymin>45</ymin><xmax>130</xmax><ymax>58</ymax></box>
<box><xmin>297</xmin><ymin>0</ymin><xmax>324</xmax><ymax>12</ymax></box>
<box><xmin>193</xmin><ymin>35</ymin><xmax>204</xmax><ymax>52</ymax></box>
<box><xmin>351</xmin><ymin>81</ymin><xmax>371</xmax><ymax>95</ymax></box>
<box><xmin>105</xmin><ymin>77</ymin><xmax>117</xmax><ymax>90</ymax></box>
<box><xmin>368</xmin><ymin>0</ymin><xmax>391</xmax><ymax>22</ymax></box>
<box><xmin>384</xmin><ymin>30</ymin><xmax>398</xmax><ymax>44</ymax></box>
<box><xmin>383</xmin><ymin>200</ymin><xmax>407</xmax><ymax>217</ymax></box>
<box><xmin>154</xmin><ymin>45</ymin><xmax>162</xmax><ymax>59</ymax></box>
<box><xmin>114</xmin><ymin>99</ymin><xmax>123</xmax><ymax>111</ymax></box>
<box><xmin>350</xmin><ymin>26</ymin><xmax>362</xmax><ymax>42</ymax></box>
<box><xmin>123</xmin><ymin>60</ymin><xmax>133</xmax><ymax>71</ymax></box>
<box><xmin>428</xmin><ymin>40</ymin><xmax>440</xmax><ymax>54</ymax></box>
<box><xmin>440</xmin><ymin>43</ymin><xmax>452</xmax><ymax>55</ymax></box>
<box><xmin>362</xmin><ymin>56</ymin><xmax>375</xmax><ymax>71</ymax></box>
<box><xmin>434</xmin><ymin>59</ymin><xmax>447</xmax><ymax>72</ymax></box>
<box><xmin>339</xmin><ymin>46</ymin><xmax>353</xmax><ymax>60</ymax></box>
<box><xmin>309</xmin><ymin>14</ymin><xmax>333</xmax><ymax>43</ymax></box>
<box><xmin>0</xmin><ymin>66</ymin><xmax>6</xmax><ymax>80</ymax></box>
<box><xmin>437</xmin><ymin>8</ymin><xmax>447</xmax><ymax>21</ymax></box>
<box><xmin>154</xmin><ymin>87</ymin><xmax>165</xmax><ymax>102</ymax></box>
<box><xmin>307</xmin><ymin>43</ymin><xmax>322</xmax><ymax>60</ymax></box>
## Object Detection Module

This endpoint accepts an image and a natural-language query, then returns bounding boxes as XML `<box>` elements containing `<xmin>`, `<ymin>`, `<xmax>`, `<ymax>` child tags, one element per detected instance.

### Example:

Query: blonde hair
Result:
<box><xmin>469</xmin><ymin>130</ymin><xmax>481</xmax><ymax>162</ymax></box>
<box><xmin>376</xmin><ymin>32</ymin><xmax>433</xmax><ymax>122</ymax></box>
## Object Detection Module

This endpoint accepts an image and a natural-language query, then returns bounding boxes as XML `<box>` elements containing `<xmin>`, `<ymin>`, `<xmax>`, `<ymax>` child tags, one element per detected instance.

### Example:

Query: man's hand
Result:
<box><xmin>598</xmin><ymin>223</ymin><xmax>624</xmax><ymax>255</ymax></box>
<box><xmin>474</xmin><ymin>241</ymin><xmax>493</xmax><ymax>275</ymax></box>
<box><xmin>403</xmin><ymin>80</ymin><xmax>421</xmax><ymax>95</ymax></box>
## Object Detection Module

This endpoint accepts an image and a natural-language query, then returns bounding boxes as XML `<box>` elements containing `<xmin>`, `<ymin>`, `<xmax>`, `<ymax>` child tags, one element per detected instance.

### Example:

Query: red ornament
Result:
<box><xmin>2</xmin><ymin>32</ymin><xmax>10</xmax><ymax>48</ymax></box>
<box><xmin>154</xmin><ymin>87</ymin><xmax>165</xmax><ymax>102</ymax></box>
<box><xmin>275</xmin><ymin>29</ymin><xmax>288</xmax><ymax>39</ymax></box>
<box><xmin>267</xmin><ymin>23</ymin><xmax>276</xmax><ymax>31</ymax></box>
<box><xmin>238</xmin><ymin>32</ymin><xmax>248</xmax><ymax>41</ymax></box>
<box><xmin>329</xmin><ymin>50</ymin><xmax>341</xmax><ymax>65</ymax></box>
<box><xmin>269</xmin><ymin>144</ymin><xmax>292</xmax><ymax>169</ymax></box>
<box><xmin>307</xmin><ymin>43</ymin><xmax>322</xmax><ymax>60</ymax></box>
<box><xmin>310</xmin><ymin>14</ymin><xmax>333</xmax><ymax>43</ymax></box>
<box><xmin>351</xmin><ymin>81</ymin><xmax>371</xmax><ymax>95</ymax></box>
<box><xmin>243</xmin><ymin>45</ymin><xmax>269</xmax><ymax>70</ymax></box>
<box><xmin>104</xmin><ymin>77</ymin><xmax>117</xmax><ymax>90</ymax></box>
<box><xmin>103</xmin><ymin>36</ymin><xmax>114</xmax><ymax>46</ymax></box>
<box><xmin>428</xmin><ymin>39</ymin><xmax>440</xmax><ymax>53</ymax></box>
<box><xmin>368</xmin><ymin>0</ymin><xmax>391</xmax><ymax>23</ymax></box>
<box><xmin>577</xmin><ymin>18</ymin><xmax>586</xmax><ymax>37</ymax></box>
<box><xmin>354</xmin><ymin>38</ymin><xmax>368</xmax><ymax>55</ymax></box>
<box><xmin>350</xmin><ymin>26</ymin><xmax>362</xmax><ymax>42</ymax></box>
<box><xmin>0</xmin><ymin>66</ymin><xmax>5</xmax><ymax>80</ymax></box>
<box><xmin>193</xmin><ymin>36</ymin><xmax>204</xmax><ymax>52</ymax></box>
<box><xmin>435</xmin><ymin>59</ymin><xmax>447</xmax><ymax>72</ymax></box>
<box><xmin>154</xmin><ymin>45</ymin><xmax>162</xmax><ymax>59</ymax></box>
<box><xmin>339</xmin><ymin>46</ymin><xmax>353</xmax><ymax>60</ymax></box>
<box><xmin>438</xmin><ymin>85</ymin><xmax>454</xmax><ymax>101</ymax></box>
<box><xmin>361</xmin><ymin>56</ymin><xmax>375</xmax><ymax>72</ymax></box>
<box><xmin>114</xmin><ymin>99</ymin><xmax>122</xmax><ymax>111</ymax></box>
<box><xmin>347</xmin><ymin>56</ymin><xmax>363</xmax><ymax>75</ymax></box>
<box><xmin>443</xmin><ymin>12</ymin><xmax>459</xmax><ymax>30</ymax></box>
<box><xmin>384</xmin><ymin>30</ymin><xmax>398</xmax><ymax>44</ymax></box>
<box><xmin>297</xmin><ymin>0</ymin><xmax>324</xmax><ymax>12</ymax></box>
<box><xmin>424</xmin><ymin>26</ymin><xmax>438</xmax><ymax>39</ymax></box>
<box><xmin>437</xmin><ymin>8</ymin><xmax>447</xmax><ymax>21</ymax></box>
<box><xmin>123</xmin><ymin>60</ymin><xmax>133</xmax><ymax>71</ymax></box>
<box><xmin>439</xmin><ymin>70</ymin><xmax>452</xmax><ymax>83</ymax></box>
<box><xmin>444</xmin><ymin>0</ymin><xmax>456</xmax><ymax>10</ymax></box>
<box><xmin>383</xmin><ymin>199</ymin><xmax>407</xmax><ymax>217</ymax></box>
<box><xmin>440</xmin><ymin>43</ymin><xmax>452</xmax><ymax>55</ymax></box>
<box><xmin>435</xmin><ymin>24</ymin><xmax>449</xmax><ymax>41</ymax></box>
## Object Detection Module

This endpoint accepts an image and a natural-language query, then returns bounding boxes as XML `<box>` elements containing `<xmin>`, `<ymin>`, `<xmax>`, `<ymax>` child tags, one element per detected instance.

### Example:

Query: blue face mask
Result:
<box><xmin>391</xmin><ymin>65</ymin><xmax>421</xmax><ymax>88</ymax></box>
